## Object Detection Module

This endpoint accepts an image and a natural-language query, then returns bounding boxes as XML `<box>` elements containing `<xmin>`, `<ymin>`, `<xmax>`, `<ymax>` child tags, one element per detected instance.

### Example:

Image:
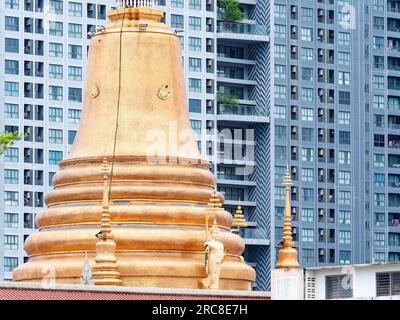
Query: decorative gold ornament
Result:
<box><xmin>157</xmin><ymin>84</ymin><xmax>171</xmax><ymax>100</ymax></box>
<box><xmin>231</xmin><ymin>200</ymin><xmax>248</xmax><ymax>233</ymax></box>
<box><xmin>90</xmin><ymin>83</ymin><xmax>100</xmax><ymax>98</ymax></box>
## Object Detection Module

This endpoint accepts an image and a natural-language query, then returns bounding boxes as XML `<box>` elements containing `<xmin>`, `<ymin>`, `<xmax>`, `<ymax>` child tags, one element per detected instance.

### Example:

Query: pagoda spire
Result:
<box><xmin>92</xmin><ymin>158</ymin><xmax>122</xmax><ymax>286</ymax></box>
<box><xmin>276</xmin><ymin>164</ymin><xmax>300</xmax><ymax>269</ymax></box>
<box><xmin>231</xmin><ymin>200</ymin><xmax>248</xmax><ymax>233</ymax></box>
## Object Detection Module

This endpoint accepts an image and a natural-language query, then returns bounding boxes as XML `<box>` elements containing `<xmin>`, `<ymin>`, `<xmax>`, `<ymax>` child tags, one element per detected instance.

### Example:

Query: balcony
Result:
<box><xmin>389</xmin><ymin>174</ymin><xmax>400</xmax><ymax>188</ymax></box>
<box><xmin>389</xmin><ymin>135</ymin><xmax>400</xmax><ymax>149</ymax></box>
<box><xmin>217</xmin><ymin>21</ymin><xmax>269</xmax><ymax>43</ymax></box>
<box><xmin>242</xmin><ymin>228</ymin><xmax>270</xmax><ymax>246</ymax></box>
<box><xmin>389</xmin><ymin>154</ymin><xmax>400</xmax><ymax>168</ymax></box>
<box><xmin>216</xmin><ymin>104</ymin><xmax>269</xmax><ymax>124</ymax></box>
<box><xmin>389</xmin><ymin>1</ymin><xmax>400</xmax><ymax>13</ymax></box>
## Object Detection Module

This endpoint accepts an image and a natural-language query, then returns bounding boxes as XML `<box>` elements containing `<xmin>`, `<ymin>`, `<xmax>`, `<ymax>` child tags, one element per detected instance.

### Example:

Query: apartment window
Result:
<box><xmin>302</xmin><ymin>188</ymin><xmax>314</xmax><ymax>202</ymax></box>
<box><xmin>68</xmin><ymin>23</ymin><xmax>82</xmax><ymax>38</ymax></box>
<box><xmin>68</xmin><ymin>88</ymin><xmax>82</xmax><ymax>102</ymax></box>
<box><xmin>339</xmin><ymin>131</ymin><xmax>350</xmax><ymax>144</ymax></box>
<box><xmin>49</xmin><ymin>64</ymin><xmax>63</xmax><ymax>79</ymax></box>
<box><xmin>49</xmin><ymin>107</ymin><xmax>63</xmax><ymax>122</ymax></box>
<box><xmin>374</xmin><ymin>114</ymin><xmax>384</xmax><ymax>128</ymax></box>
<box><xmin>275</xmin><ymin>45</ymin><xmax>286</xmax><ymax>59</ymax></box>
<box><xmin>299</xmin><ymin>129</ymin><xmax>312</xmax><ymax>144</ymax></box>
<box><xmin>68</xmin><ymin>66</ymin><xmax>82</xmax><ymax>81</ymax></box>
<box><xmin>5</xmin><ymin>169</ymin><xmax>18</xmax><ymax>184</ymax></box>
<box><xmin>189</xmin><ymin>16</ymin><xmax>201</xmax><ymax>31</ymax></box>
<box><xmin>301</xmin><ymin>148</ymin><xmax>314</xmax><ymax>162</ymax></box>
<box><xmin>189</xmin><ymin>37</ymin><xmax>201</xmax><ymax>51</ymax></box>
<box><xmin>338</xmin><ymin>12</ymin><xmax>351</xmax><ymax>26</ymax></box>
<box><xmin>275</xmin><ymin>146</ymin><xmax>286</xmax><ymax>161</ymax></box>
<box><xmin>49</xmin><ymin>129</ymin><xmax>63</xmax><ymax>144</ymax></box>
<box><xmin>188</xmin><ymin>99</ymin><xmax>201</xmax><ymax>113</ymax></box>
<box><xmin>338</xmin><ymin>32</ymin><xmax>350</xmax><ymax>46</ymax></box>
<box><xmin>190</xmin><ymin>120</ymin><xmax>201</xmax><ymax>135</ymax></box>
<box><xmin>301</xmin><ymin>108</ymin><xmax>313</xmax><ymax>121</ymax></box>
<box><xmin>374</xmin><ymin>212</ymin><xmax>385</xmax><ymax>226</ymax></box>
<box><xmin>68</xmin><ymin>109</ymin><xmax>81</xmax><ymax>124</ymax></box>
<box><xmin>339</xmin><ymin>171</ymin><xmax>351</xmax><ymax>185</ymax></box>
<box><xmin>372</xmin><ymin>0</ymin><xmax>384</xmax><ymax>10</ymax></box>
<box><xmin>338</xmin><ymin>151</ymin><xmax>351</xmax><ymax>165</ymax></box>
<box><xmin>302</xmin><ymin>208</ymin><xmax>314</xmax><ymax>223</ymax></box>
<box><xmin>301</xmin><ymin>168</ymin><xmax>314</xmax><ymax>182</ymax></box>
<box><xmin>5</xmin><ymin>103</ymin><xmax>19</xmax><ymax>119</ymax></box>
<box><xmin>374</xmin><ymin>173</ymin><xmax>385</xmax><ymax>188</ymax></box>
<box><xmin>5</xmin><ymin>191</ymin><xmax>18</xmax><ymax>206</ymax></box>
<box><xmin>376</xmin><ymin>272</ymin><xmax>400</xmax><ymax>297</ymax></box>
<box><xmin>4</xmin><ymin>213</ymin><xmax>18</xmax><ymax>228</ymax></box>
<box><xmin>188</xmin><ymin>58</ymin><xmax>201</xmax><ymax>72</ymax></box>
<box><xmin>68</xmin><ymin>130</ymin><xmax>77</xmax><ymax>145</ymax></box>
<box><xmin>189</xmin><ymin>0</ymin><xmax>201</xmax><ymax>10</ymax></box>
<box><xmin>171</xmin><ymin>0</ymin><xmax>183</xmax><ymax>8</ymax></box>
<box><xmin>374</xmin><ymin>252</ymin><xmax>386</xmax><ymax>263</ymax></box>
<box><xmin>374</xmin><ymin>56</ymin><xmax>384</xmax><ymax>69</ymax></box>
<box><xmin>339</xmin><ymin>91</ymin><xmax>350</xmax><ymax>105</ymax></box>
<box><xmin>301</xmin><ymin>28</ymin><xmax>313</xmax><ymax>41</ymax></box>
<box><xmin>338</xmin><ymin>52</ymin><xmax>350</xmax><ymax>66</ymax></box>
<box><xmin>274</xmin><ymin>4</ymin><xmax>286</xmax><ymax>18</ymax></box>
<box><xmin>5</xmin><ymin>60</ymin><xmax>19</xmax><ymax>75</ymax></box>
<box><xmin>49</xmin><ymin>21</ymin><xmax>63</xmax><ymax>36</ymax></box>
<box><xmin>5</xmin><ymin>82</ymin><xmax>19</xmax><ymax>97</ymax></box>
<box><xmin>69</xmin><ymin>45</ymin><xmax>82</xmax><ymax>59</ymax></box>
<box><xmin>275</xmin><ymin>25</ymin><xmax>286</xmax><ymax>38</ymax></box>
<box><xmin>373</xmin><ymin>36</ymin><xmax>384</xmax><ymax>49</ymax></box>
<box><xmin>188</xmin><ymin>78</ymin><xmax>201</xmax><ymax>93</ymax></box>
<box><xmin>275</xmin><ymin>125</ymin><xmax>286</xmax><ymax>140</ymax></box>
<box><xmin>4</xmin><ymin>235</ymin><xmax>18</xmax><ymax>250</ymax></box>
<box><xmin>50</xmin><ymin>0</ymin><xmax>63</xmax><ymax>14</ymax></box>
<box><xmin>69</xmin><ymin>2</ymin><xmax>82</xmax><ymax>17</ymax></box>
<box><xmin>4</xmin><ymin>148</ymin><xmax>18</xmax><ymax>162</ymax></box>
<box><xmin>49</xmin><ymin>86</ymin><xmax>63</xmax><ymax>100</ymax></box>
<box><xmin>5</xmin><ymin>0</ymin><xmax>19</xmax><ymax>9</ymax></box>
<box><xmin>302</xmin><ymin>249</ymin><xmax>314</xmax><ymax>263</ymax></box>
<box><xmin>326</xmin><ymin>275</ymin><xmax>353</xmax><ymax>299</ymax></box>
<box><xmin>373</xmin><ymin>17</ymin><xmax>384</xmax><ymax>30</ymax></box>
<box><xmin>4</xmin><ymin>257</ymin><xmax>18</xmax><ymax>272</ymax></box>
<box><xmin>374</xmin><ymin>232</ymin><xmax>385</xmax><ymax>246</ymax></box>
<box><xmin>302</xmin><ymin>67</ymin><xmax>313</xmax><ymax>81</ymax></box>
<box><xmin>49</xmin><ymin>150</ymin><xmax>63</xmax><ymax>165</ymax></box>
<box><xmin>374</xmin><ymin>134</ymin><xmax>385</xmax><ymax>147</ymax></box>
<box><xmin>339</xmin><ymin>230</ymin><xmax>351</xmax><ymax>244</ymax></box>
<box><xmin>275</xmin><ymin>65</ymin><xmax>286</xmax><ymax>79</ymax></box>
<box><xmin>339</xmin><ymin>210</ymin><xmax>351</xmax><ymax>225</ymax></box>
<box><xmin>373</xmin><ymin>75</ymin><xmax>384</xmax><ymax>89</ymax></box>
<box><xmin>275</xmin><ymin>105</ymin><xmax>286</xmax><ymax>119</ymax></box>
<box><xmin>49</xmin><ymin>43</ymin><xmax>63</xmax><ymax>58</ymax></box>
<box><xmin>374</xmin><ymin>193</ymin><xmax>385</xmax><ymax>207</ymax></box>
<box><xmin>301</xmin><ymin>47</ymin><xmax>313</xmax><ymax>61</ymax></box>
<box><xmin>275</xmin><ymin>187</ymin><xmax>285</xmax><ymax>201</ymax></box>
<box><xmin>302</xmin><ymin>229</ymin><xmax>314</xmax><ymax>242</ymax></box>
<box><xmin>301</xmin><ymin>88</ymin><xmax>313</xmax><ymax>102</ymax></box>
<box><xmin>373</xmin><ymin>95</ymin><xmax>384</xmax><ymax>109</ymax></box>
<box><xmin>301</xmin><ymin>8</ymin><xmax>313</xmax><ymax>21</ymax></box>
<box><xmin>339</xmin><ymin>191</ymin><xmax>351</xmax><ymax>205</ymax></box>
<box><xmin>171</xmin><ymin>15</ymin><xmax>184</xmax><ymax>29</ymax></box>
<box><xmin>338</xmin><ymin>111</ymin><xmax>350</xmax><ymax>125</ymax></box>
<box><xmin>5</xmin><ymin>38</ymin><xmax>19</xmax><ymax>53</ymax></box>
<box><xmin>275</xmin><ymin>85</ymin><xmax>286</xmax><ymax>99</ymax></box>
<box><xmin>5</xmin><ymin>16</ymin><xmax>19</xmax><ymax>31</ymax></box>
<box><xmin>338</xmin><ymin>72</ymin><xmax>350</xmax><ymax>86</ymax></box>
<box><xmin>373</xmin><ymin>154</ymin><xmax>385</xmax><ymax>167</ymax></box>
<box><xmin>275</xmin><ymin>166</ymin><xmax>285</xmax><ymax>181</ymax></box>
<box><xmin>339</xmin><ymin>251</ymin><xmax>351</xmax><ymax>265</ymax></box>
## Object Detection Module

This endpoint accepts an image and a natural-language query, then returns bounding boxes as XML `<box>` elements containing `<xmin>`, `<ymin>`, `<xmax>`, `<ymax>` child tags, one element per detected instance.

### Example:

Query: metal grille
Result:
<box><xmin>305</xmin><ymin>276</ymin><xmax>316</xmax><ymax>300</ymax></box>
<box><xmin>376</xmin><ymin>272</ymin><xmax>400</xmax><ymax>296</ymax></box>
<box><xmin>116</xmin><ymin>0</ymin><xmax>156</xmax><ymax>8</ymax></box>
<box><xmin>325</xmin><ymin>275</ymin><xmax>353</xmax><ymax>300</ymax></box>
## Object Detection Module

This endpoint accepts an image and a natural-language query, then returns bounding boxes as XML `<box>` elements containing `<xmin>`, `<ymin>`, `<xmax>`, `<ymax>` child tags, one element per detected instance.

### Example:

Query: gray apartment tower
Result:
<box><xmin>1</xmin><ymin>0</ymin><xmax>399</xmax><ymax>292</ymax></box>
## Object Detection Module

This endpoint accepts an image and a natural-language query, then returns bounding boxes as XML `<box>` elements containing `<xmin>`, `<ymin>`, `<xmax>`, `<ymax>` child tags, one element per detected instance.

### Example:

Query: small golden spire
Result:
<box><xmin>276</xmin><ymin>164</ymin><xmax>300</xmax><ymax>269</ymax></box>
<box><xmin>205</xmin><ymin>188</ymin><xmax>222</xmax><ymax>241</ymax></box>
<box><xmin>92</xmin><ymin>158</ymin><xmax>123</xmax><ymax>286</ymax></box>
<box><xmin>231</xmin><ymin>200</ymin><xmax>248</xmax><ymax>233</ymax></box>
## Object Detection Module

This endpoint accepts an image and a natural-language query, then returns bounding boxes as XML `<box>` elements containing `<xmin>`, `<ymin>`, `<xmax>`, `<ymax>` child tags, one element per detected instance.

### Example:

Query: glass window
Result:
<box><xmin>69</xmin><ymin>2</ymin><xmax>82</xmax><ymax>17</ymax></box>
<box><xmin>301</xmin><ymin>8</ymin><xmax>313</xmax><ymax>21</ymax></box>
<box><xmin>302</xmin><ymin>249</ymin><xmax>314</xmax><ymax>263</ymax></box>
<box><xmin>4</xmin><ymin>235</ymin><xmax>18</xmax><ymax>250</ymax></box>
<box><xmin>275</xmin><ymin>65</ymin><xmax>286</xmax><ymax>79</ymax></box>
<box><xmin>374</xmin><ymin>193</ymin><xmax>385</xmax><ymax>207</ymax></box>
<box><xmin>338</xmin><ymin>52</ymin><xmax>350</xmax><ymax>65</ymax></box>
<box><xmin>5</xmin><ymin>16</ymin><xmax>19</xmax><ymax>32</ymax></box>
<box><xmin>275</xmin><ymin>105</ymin><xmax>286</xmax><ymax>119</ymax></box>
<box><xmin>188</xmin><ymin>57</ymin><xmax>202</xmax><ymax>72</ymax></box>
<box><xmin>188</xmin><ymin>78</ymin><xmax>201</xmax><ymax>93</ymax></box>
<box><xmin>4</xmin><ymin>148</ymin><xmax>19</xmax><ymax>162</ymax></box>
<box><xmin>49</xmin><ymin>64</ymin><xmax>63</xmax><ymax>79</ymax></box>
<box><xmin>275</xmin><ymin>125</ymin><xmax>286</xmax><ymax>140</ymax></box>
<box><xmin>189</xmin><ymin>99</ymin><xmax>201</xmax><ymax>113</ymax></box>
<box><xmin>49</xmin><ymin>86</ymin><xmax>63</xmax><ymax>100</ymax></box>
<box><xmin>302</xmin><ymin>229</ymin><xmax>314</xmax><ymax>242</ymax></box>
<box><xmin>274</xmin><ymin>4</ymin><xmax>286</xmax><ymax>18</ymax></box>
<box><xmin>189</xmin><ymin>0</ymin><xmax>201</xmax><ymax>10</ymax></box>
<box><xmin>49</xmin><ymin>0</ymin><xmax>63</xmax><ymax>14</ymax></box>
<box><xmin>49</xmin><ymin>21</ymin><xmax>63</xmax><ymax>36</ymax></box>
<box><xmin>49</xmin><ymin>150</ymin><xmax>63</xmax><ymax>165</ymax></box>
<box><xmin>301</xmin><ymin>88</ymin><xmax>313</xmax><ymax>101</ymax></box>
<box><xmin>339</xmin><ymin>171</ymin><xmax>351</xmax><ymax>185</ymax></box>
<box><xmin>275</xmin><ymin>44</ymin><xmax>286</xmax><ymax>59</ymax></box>
<box><xmin>275</xmin><ymin>85</ymin><xmax>286</xmax><ymax>99</ymax></box>
<box><xmin>301</xmin><ymin>47</ymin><xmax>313</xmax><ymax>61</ymax></box>
<box><xmin>68</xmin><ymin>23</ymin><xmax>82</xmax><ymax>39</ymax></box>
<box><xmin>5</xmin><ymin>0</ymin><xmax>19</xmax><ymax>9</ymax></box>
<box><xmin>68</xmin><ymin>87</ymin><xmax>82</xmax><ymax>102</ymax></box>
<box><xmin>339</xmin><ymin>191</ymin><xmax>351</xmax><ymax>205</ymax></box>
<box><xmin>301</xmin><ymin>108</ymin><xmax>313</xmax><ymax>121</ymax></box>
<box><xmin>5</xmin><ymin>103</ymin><xmax>19</xmax><ymax>119</ymax></box>
<box><xmin>339</xmin><ymin>111</ymin><xmax>350</xmax><ymax>125</ymax></box>
<box><xmin>339</xmin><ymin>230</ymin><xmax>351</xmax><ymax>244</ymax></box>
<box><xmin>302</xmin><ymin>188</ymin><xmax>314</xmax><ymax>202</ymax></box>
<box><xmin>171</xmin><ymin>0</ymin><xmax>184</xmax><ymax>8</ymax></box>
<box><xmin>68</xmin><ymin>66</ymin><xmax>82</xmax><ymax>81</ymax></box>
<box><xmin>275</xmin><ymin>25</ymin><xmax>286</xmax><ymax>38</ymax></box>
<box><xmin>374</xmin><ymin>154</ymin><xmax>385</xmax><ymax>167</ymax></box>
<box><xmin>190</xmin><ymin>120</ymin><xmax>201</xmax><ymax>135</ymax></box>
<box><xmin>338</xmin><ymin>71</ymin><xmax>350</xmax><ymax>85</ymax></box>
<box><xmin>68</xmin><ymin>45</ymin><xmax>82</xmax><ymax>59</ymax></box>
<box><xmin>275</xmin><ymin>187</ymin><xmax>285</xmax><ymax>200</ymax></box>
<box><xmin>301</xmin><ymin>168</ymin><xmax>314</xmax><ymax>182</ymax></box>
<box><xmin>5</xmin><ymin>38</ymin><xmax>19</xmax><ymax>53</ymax></box>
<box><xmin>49</xmin><ymin>43</ymin><xmax>63</xmax><ymax>58</ymax></box>
<box><xmin>4</xmin><ymin>169</ymin><xmax>18</xmax><ymax>184</ymax></box>
<box><xmin>374</xmin><ymin>232</ymin><xmax>385</xmax><ymax>246</ymax></box>
<box><xmin>49</xmin><ymin>129</ymin><xmax>63</xmax><ymax>144</ymax></box>
<box><xmin>374</xmin><ymin>173</ymin><xmax>385</xmax><ymax>187</ymax></box>
<box><xmin>4</xmin><ymin>191</ymin><xmax>18</xmax><ymax>206</ymax></box>
<box><xmin>275</xmin><ymin>146</ymin><xmax>286</xmax><ymax>161</ymax></box>
<box><xmin>4</xmin><ymin>213</ymin><xmax>18</xmax><ymax>228</ymax></box>
<box><xmin>302</xmin><ymin>208</ymin><xmax>314</xmax><ymax>223</ymax></box>
<box><xmin>68</xmin><ymin>109</ymin><xmax>81</xmax><ymax>124</ymax></box>
<box><xmin>301</xmin><ymin>148</ymin><xmax>314</xmax><ymax>162</ymax></box>
<box><xmin>339</xmin><ymin>151</ymin><xmax>351</xmax><ymax>165</ymax></box>
<box><xmin>338</xmin><ymin>32</ymin><xmax>350</xmax><ymax>46</ymax></box>
<box><xmin>339</xmin><ymin>210</ymin><xmax>351</xmax><ymax>224</ymax></box>
<box><xmin>4</xmin><ymin>257</ymin><xmax>18</xmax><ymax>272</ymax></box>
<box><xmin>188</xmin><ymin>37</ymin><xmax>201</xmax><ymax>51</ymax></box>
<box><xmin>301</xmin><ymin>28</ymin><xmax>313</xmax><ymax>41</ymax></box>
<box><xmin>5</xmin><ymin>81</ymin><xmax>19</xmax><ymax>97</ymax></box>
<box><xmin>171</xmin><ymin>15</ymin><xmax>184</xmax><ymax>29</ymax></box>
<box><xmin>339</xmin><ymin>251</ymin><xmax>351</xmax><ymax>264</ymax></box>
<box><xmin>189</xmin><ymin>16</ymin><xmax>201</xmax><ymax>31</ymax></box>
<box><xmin>49</xmin><ymin>108</ymin><xmax>63</xmax><ymax>122</ymax></box>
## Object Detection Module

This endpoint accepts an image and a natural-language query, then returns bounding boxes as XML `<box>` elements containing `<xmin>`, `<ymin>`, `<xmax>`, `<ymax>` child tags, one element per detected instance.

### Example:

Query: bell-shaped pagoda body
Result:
<box><xmin>13</xmin><ymin>3</ymin><xmax>255</xmax><ymax>290</ymax></box>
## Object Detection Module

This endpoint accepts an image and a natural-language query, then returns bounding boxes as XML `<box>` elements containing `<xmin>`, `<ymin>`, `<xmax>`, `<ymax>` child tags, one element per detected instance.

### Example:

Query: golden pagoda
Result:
<box><xmin>13</xmin><ymin>0</ymin><xmax>255</xmax><ymax>290</ymax></box>
<box><xmin>276</xmin><ymin>165</ymin><xmax>300</xmax><ymax>269</ymax></box>
<box><xmin>231</xmin><ymin>201</ymin><xmax>248</xmax><ymax>233</ymax></box>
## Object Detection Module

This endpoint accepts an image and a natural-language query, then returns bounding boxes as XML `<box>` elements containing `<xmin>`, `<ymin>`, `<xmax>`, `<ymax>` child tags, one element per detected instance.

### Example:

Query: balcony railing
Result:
<box><xmin>242</xmin><ymin>228</ymin><xmax>269</xmax><ymax>240</ymax></box>
<box><xmin>217</xmin><ymin>21</ymin><xmax>267</xmax><ymax>36</ymax></box>
<box><xmin>217</xmin><ymin>104</ymin><xmax>256</xmax><ymax>116</ymax></box>
<box><xmin>116</xmin><ymin>0</ymin><xmax>156</xmax><ymax>8</ymax></box>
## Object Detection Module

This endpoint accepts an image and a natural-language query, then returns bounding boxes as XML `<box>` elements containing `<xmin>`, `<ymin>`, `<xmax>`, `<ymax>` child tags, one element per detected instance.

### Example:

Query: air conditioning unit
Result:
<box><xmin>292</xmin><ymin>187</ymin><xmax>298</xmax><ymax>193</ymax></box>
<box><xmin>318</xmin><ymin>109</ymin><xmax>324</xmax><ymax>116</ymax></box>
<box><xmin>206</xmin><ymin>79</ymin><xmax>213</xmax><ymax>86</ymax></box>
<box><xmin>291</xmin><ymin>86</ymin><xmax>297</xmax><ymax>93</ymax></box>
<box><xmin>291</xmin><ymin>6</ymin><xmax>297</xmax><ymax>13</ymax></box>
<box><xmin>206</xmin><ymin>39</ymin><xmax>213</xmax><ymax>45</ymax></box>
<box><xmin>318</xmin><ymin>89</ymin><xmax>325</xmax><ymax>96</ymax></box>
<box><xmin>291</xmin><ymin>106</ymin><xmax>297</xmax><ymax>113</ymax></box>
<box><xmin>206</xmin><ymin>100</ymin><xmax>213</xmax><ymax>107</ymax></box>
<box><xmin>206</xmin><ymin>120</ymin><xmax>213</xmax><ymax>128</ymax></box>
<box><xmin>318</xmin><ymin>29</ymin><xmax>325</xmax><ymax>36</ymax></box>
<box><xmin>318</xmin><ymin>9</ymin><xmax>324</xmax><ymax>16</ymax></box>
<box><xmin>291</xmin><ymin>46</ymin><xmax>298</xmax><ymax>53</ymax></box>
<box><xmin>207</xmin><ymin>141</ymin><xmax>213</xmax><ymax>148</ymax></box>
<box><xmin>319</xmin><ymin>149</ymin><xmax>324</xmax><ymax>156</ymax></box>
<box><xmin>319</xmin><ymin>249</ymin><xmax>324</xmax><ymax>255</ymax></box>
<box><xmin>291</xmin><ymin>207</ymin><xmax>297</xmax><ymax>214</ymax></box>
<box><xmin>207</xmin><ymin>59</ymin><xmax>213</xmax><ymax>67</ymax></box>
<box><xmin>291</xmin><ymin>166</ymin><xmax>297</xmax><ymax>174</ymax></box>
<box><xmin>292</xmin><ymin>228</ymin><xmax>297</xmax><ymax>234</ymax></box>
<box><xmin>318</xmin><ymin>49</ymin><xmax>324</xmax><ymax>56</ymax></box>
<box><xmin>318</xmin><ymin>128</ymin><xmax>324</xmax><ymax>135</ymax></box>
<box><xmin>319</xmin><ymin>189</ymin><xmax>324</xmax><ymax>196</ymax></box>
<box><xmin>319</xmin><ymin>209</ymin><xmax>324</xmax><ymax>216</ymax></box>
<box><xmin>291</xmin><ymin>146</ymin><xmax>297</xmax><ymax>153</ymax></box>
<box><xmin>206</xmin><ymin>18</ymin><xmax>212</xmax><ymax>24</ymax></box>
<box><xmin>318</xmin><ymin>69</ymin><xmax>324</xmax><ymax>76</ymax></box>
<box><xmin>319</xmin><ymin>229</ymin><xmax>324</xmax><ymax>236</ymax></box>
<box><xmin>291</xmin><ymin>26</ymin><xmax>297</xmax><ymax>33</ymax></box>
<box><xmin>291</xmin><ymin>126</ymin><xmax>297</xmax><ymax>134</ymax></box>
<box><xmin>291</xmin><ymin>66</ymin><xmax>298</xmax><ymax>73</ymax></box>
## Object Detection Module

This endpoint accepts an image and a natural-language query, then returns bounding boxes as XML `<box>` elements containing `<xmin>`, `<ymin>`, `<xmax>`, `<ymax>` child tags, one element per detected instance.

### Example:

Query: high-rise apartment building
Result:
<box><xmin>1</xmin><ymin>0</ymin><xmax>400</xmax><ymax>292</ymax></box>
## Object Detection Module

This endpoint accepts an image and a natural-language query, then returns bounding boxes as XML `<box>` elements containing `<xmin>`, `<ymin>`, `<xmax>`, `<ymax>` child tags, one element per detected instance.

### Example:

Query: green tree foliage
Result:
<box><xmin>0</xmin><ymin>131</ymin><xmax>21</xmax><ymax>156</ymax></box>
<box><xmin>217</xmin><ymin>91</ymin><xmax>239</xmax><ymax>106</ymax></box>
<box><xmin>218</xmin><ymin>0</ymin><xmax>244</xmax><ymax>22</ymax></box>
